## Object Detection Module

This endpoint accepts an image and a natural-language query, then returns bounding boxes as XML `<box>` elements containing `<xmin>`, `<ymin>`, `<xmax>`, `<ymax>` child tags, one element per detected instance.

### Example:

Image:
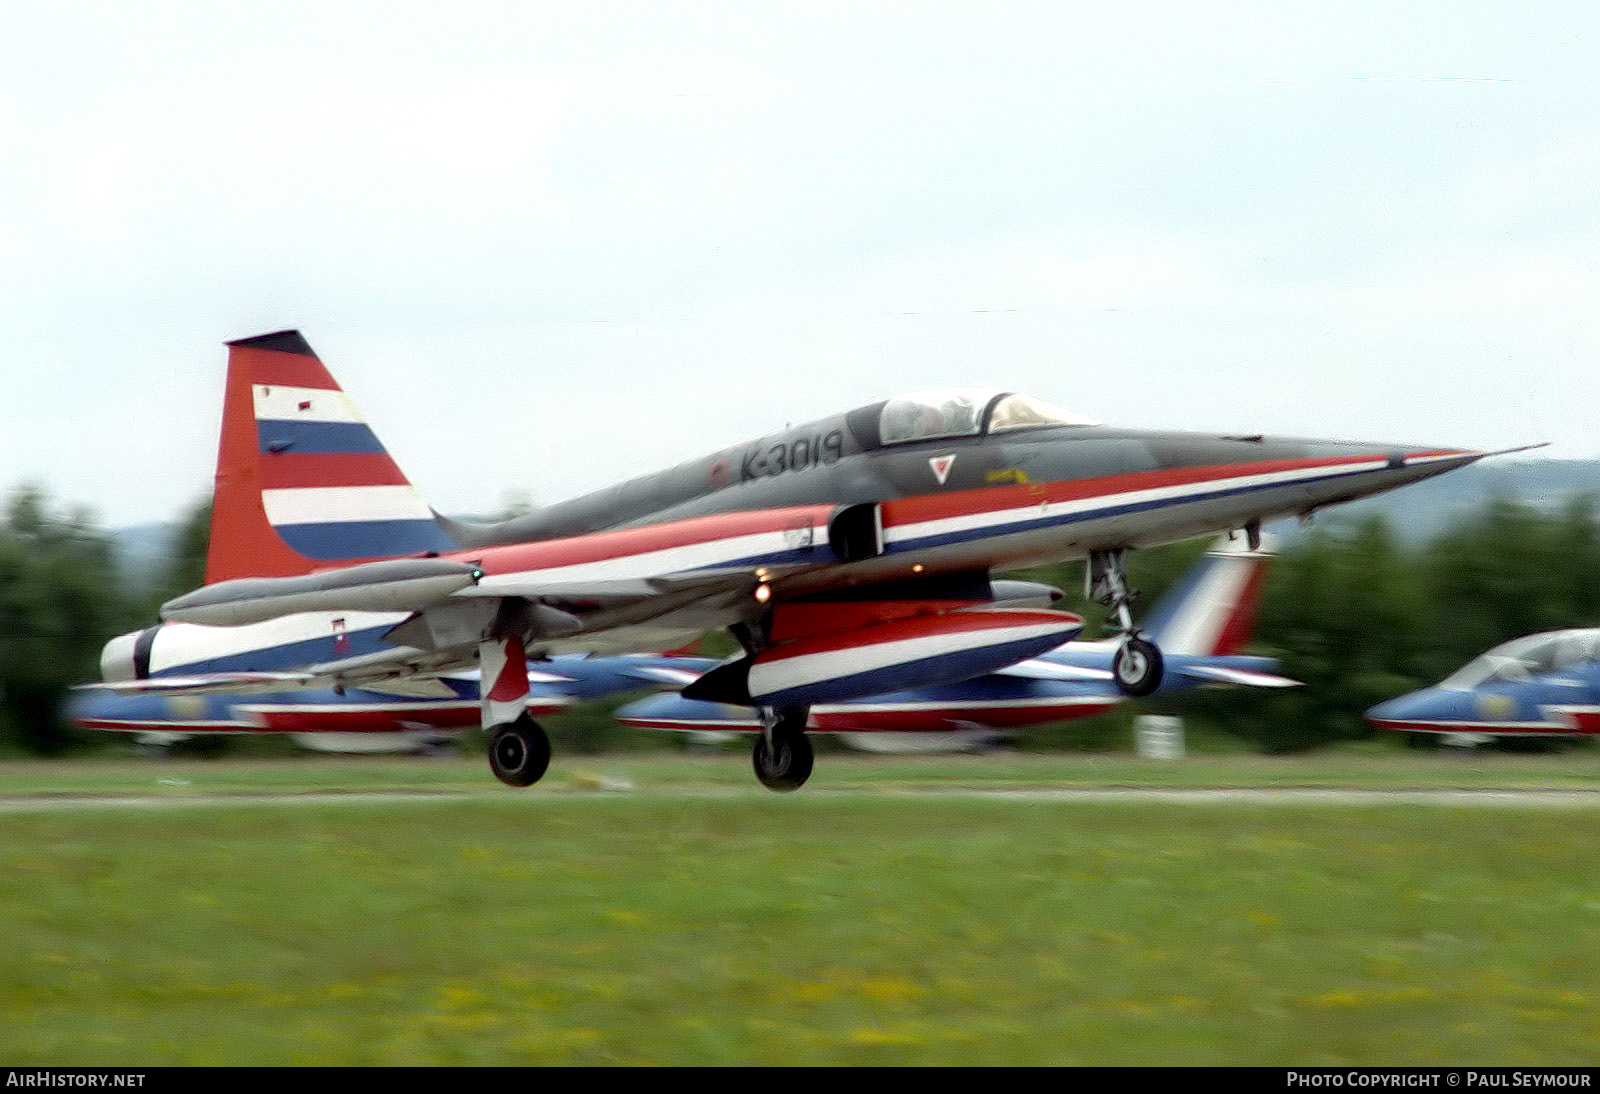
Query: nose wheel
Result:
<box><xmin>1088</xmin><ymin>548</ymin><xmax>1166</xmax><ymax>697</ymax></box>
<box><xmin>1112</xmin><ymin>633</ymin><xmax>1164</xmax><ymax>697</ymax></box>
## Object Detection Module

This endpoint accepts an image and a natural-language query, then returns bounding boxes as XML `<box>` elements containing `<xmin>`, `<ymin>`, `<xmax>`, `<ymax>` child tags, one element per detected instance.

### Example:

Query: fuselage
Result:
<box><xmin>447</xmin><ymin>399</ymin><xmax>1473</xmax><ymax>563</ymax></box>
<box><xmin>437</xmin><ymin>389</ymin><xmax>1485</xmax><ymax>610</ymax></box>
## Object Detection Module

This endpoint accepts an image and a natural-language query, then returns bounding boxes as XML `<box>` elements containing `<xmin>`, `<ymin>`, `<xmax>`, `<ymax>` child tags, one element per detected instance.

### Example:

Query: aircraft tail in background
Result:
<box><xmin>1141</xmin><ymin>534</ymin><xmax>1274</xmax><ymax>658</ymax></box>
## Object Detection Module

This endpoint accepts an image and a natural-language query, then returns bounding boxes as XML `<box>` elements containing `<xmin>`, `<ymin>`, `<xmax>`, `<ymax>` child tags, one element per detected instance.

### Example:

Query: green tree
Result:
<box><xmin>0</xmin><ymin>484</ymin><xmax>134</xmax><ymax>754</ymax></box>
<box><xmin>149</xmin><ymin>499</ymin><xmax>211</xmax><ymax>610</ymax></box>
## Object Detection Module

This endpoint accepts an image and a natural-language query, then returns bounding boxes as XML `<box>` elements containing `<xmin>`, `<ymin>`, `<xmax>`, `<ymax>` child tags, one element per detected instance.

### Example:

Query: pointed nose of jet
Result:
<box><xmin>1283</xmin><ymin>440</ymin><xmax>1539</xmax><ymax>514</ymax></box>
<box><xmin>1365</xmin><ymin>687</ymin><xmax>1482</xmax><ymax>734</ymax></box>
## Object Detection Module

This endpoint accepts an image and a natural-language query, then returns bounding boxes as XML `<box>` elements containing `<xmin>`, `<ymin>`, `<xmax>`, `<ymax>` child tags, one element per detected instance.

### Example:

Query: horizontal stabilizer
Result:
<box><xmin>1175</xmin><ymin>664</ymin><xmax>1300</xmax><ymax>688</ymax></box>
<box><xmin>993</xmin><ymin>658</ymin><xmax>1114</xmax><ymax>682</ymax></box>
<box><xmin>629</xmin><ymin>665</ymin><xmax>706</xmax><ymax>687</ymax></box>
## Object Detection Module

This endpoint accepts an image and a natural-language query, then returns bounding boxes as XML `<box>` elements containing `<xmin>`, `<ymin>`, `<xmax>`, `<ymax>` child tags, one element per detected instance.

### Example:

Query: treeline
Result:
<box><xmin>0</xmin><ymin>487</ymin><xmax>208</xmax><ymax>755</ymax></box>
<box><xmin>1</xmin><ymin>484</ymin><xmax>1597</xmax><ymax>756</ymax></box>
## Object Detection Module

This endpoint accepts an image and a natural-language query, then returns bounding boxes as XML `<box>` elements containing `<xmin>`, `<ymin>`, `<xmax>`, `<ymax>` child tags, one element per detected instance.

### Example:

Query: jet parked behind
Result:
<box><xmin>67</xmin><ymin>654</ymin><xmax>713</xmax><ymax>755</ymax></box>
<box><xmin>1366</xmin><ymin>629</ymin><xmax>1600</xmax><ymax>744</ymax></box>
<box><xmin>616</xmin><ymin>536</ymin><xmax>1297</xmax><ymax>759</ymax></box>
<box><xmin>94</xmin><ymin>330</ymin><xmax>1509</xmax><ymax>791</ymax></box>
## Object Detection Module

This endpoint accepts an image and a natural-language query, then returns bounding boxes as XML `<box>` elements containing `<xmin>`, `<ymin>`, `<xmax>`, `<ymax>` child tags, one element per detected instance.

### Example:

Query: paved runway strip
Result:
<box><xmin>4</xmin><ymin>785</ymin><xmax>1600</xmax><ymax>812</ymax></box>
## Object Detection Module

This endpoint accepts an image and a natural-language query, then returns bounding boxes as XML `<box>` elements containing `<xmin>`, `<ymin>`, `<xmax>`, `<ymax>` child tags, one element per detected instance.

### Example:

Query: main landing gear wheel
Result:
<box><xmin>488</xmin><ymin>714</ymin><xmax>551</xmax><ymax>788</ymax></box>
<box><xmin>752</xmin><ymin>708</ymin><xmax>813</xmax><ymax>793</ymax></box>
<box><xmin>1112</xmin><ymin>634</ymin><xmax>1164</xmax><ymax>698</ymax></box>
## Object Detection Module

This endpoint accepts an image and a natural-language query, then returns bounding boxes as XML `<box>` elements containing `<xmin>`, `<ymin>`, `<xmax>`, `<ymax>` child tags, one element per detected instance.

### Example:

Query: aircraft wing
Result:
<box><xmin>81</xmin><ymin>672</ymin><xmax>322</xmax><ymax>697</ymax></box>
<box><xmin>90</xmin><ymin>646</ymin><xmax>481</xmax><ymax>698</ymax></box>
<box><xmin>452</xmin><ymin>572</ymin><xmax>742</xmax><ymax>604</ymax></box>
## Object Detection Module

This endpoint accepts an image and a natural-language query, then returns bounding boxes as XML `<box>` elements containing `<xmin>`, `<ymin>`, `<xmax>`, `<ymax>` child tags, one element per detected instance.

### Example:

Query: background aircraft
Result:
<box><xmin>615</xmin><ymin>535</ymin><xmax>1297</xmax><ymax>757</ymax></box>
<box><xmin>93</xmin><ymin>330</ymin><xmax>1504</xmax><ymax>791</ymax></box>
<box><xmin>1365</xmin><ymin>629</ymin><xmax>1600</xmax><ymax>745</ymax></box>
<box><xmin>68</xmin><ymin>654</ymin><xmax>713</xmax><ymax>755</ymax></box>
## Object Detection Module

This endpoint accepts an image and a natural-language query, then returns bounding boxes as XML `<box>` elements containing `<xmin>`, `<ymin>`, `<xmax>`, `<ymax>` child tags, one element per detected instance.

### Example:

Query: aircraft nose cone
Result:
<box><xmin>1365</xmin><ymin>687</ymin><xmax>1481</xmax><ymax>732</ymax></box>
<box><xmin>1365</xmin><ymin>693</ymin><xmax>1423</xmax><ymax>727</ymax></box>
<box><xmin>1361</xmin><ymin>442</ymin><xmax>1545</xmax><ymax>484</ymax></box>
<box><xmin>1282</xmin><ymin>439</ymin><xmax>1529</xmax><ymax>516</ymax></box>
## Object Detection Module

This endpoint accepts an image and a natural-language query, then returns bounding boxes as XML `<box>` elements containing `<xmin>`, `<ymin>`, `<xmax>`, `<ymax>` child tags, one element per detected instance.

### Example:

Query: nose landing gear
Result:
<box><xmin>1088</xmin><ymin>548</ymin><xmax>1165</xmax><ymax>698</ymax></box>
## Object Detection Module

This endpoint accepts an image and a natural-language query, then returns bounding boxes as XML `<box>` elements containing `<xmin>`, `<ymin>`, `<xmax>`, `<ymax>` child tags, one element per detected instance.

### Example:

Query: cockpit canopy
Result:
<box><xmin>1439</xmin><ymin>629</ymin><xmax>1600</xmax><ymax>689</ymax></box>
<box><xmin>875</xmin><ymin>388</ymin><xmax>1096</xmax><ymax>446</ymax></box>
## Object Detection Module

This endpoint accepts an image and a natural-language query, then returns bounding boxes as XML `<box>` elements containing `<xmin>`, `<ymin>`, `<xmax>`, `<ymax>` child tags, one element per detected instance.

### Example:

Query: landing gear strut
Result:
<box><xmin>752</xmin><ymin>705</ymin><xmax>813</xmax><ymax>792</ymax></box>
<box><xmin>488</xmin><ymin>713</ymin><xmax>551</xmax><ymax>787</ymax></box>
<box><xmin>1088</xmin><ymin>548</ymin><xmax>1164</xmax><ymax>698</ymax></box>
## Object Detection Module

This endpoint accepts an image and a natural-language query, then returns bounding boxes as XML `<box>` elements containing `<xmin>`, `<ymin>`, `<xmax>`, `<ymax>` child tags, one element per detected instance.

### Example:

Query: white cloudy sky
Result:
<box><xmin>3</xmin><ymin>1</ymin><xmax>1596</xmax><ymax>527</ymax></box>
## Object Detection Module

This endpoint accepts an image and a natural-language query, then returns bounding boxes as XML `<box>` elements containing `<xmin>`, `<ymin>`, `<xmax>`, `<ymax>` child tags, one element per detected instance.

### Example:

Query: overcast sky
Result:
<box><xmin>3</xmin><ymin>2</ymin><xmax>1596</xmax><ymax>528</ymax></box>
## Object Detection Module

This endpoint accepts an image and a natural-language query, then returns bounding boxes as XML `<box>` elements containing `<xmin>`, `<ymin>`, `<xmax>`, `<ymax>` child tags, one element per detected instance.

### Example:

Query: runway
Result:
<box><xmin>3</xmin><ymin>785</ymin><xmax>1600</xmax><ymax>812</ymax></box>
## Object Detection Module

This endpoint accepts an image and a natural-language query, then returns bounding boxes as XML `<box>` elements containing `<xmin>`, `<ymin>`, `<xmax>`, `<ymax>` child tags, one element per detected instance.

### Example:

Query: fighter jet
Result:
<box><xmin>614</xmin><ymin>535</ymin><xmax>1298</xmax><ymax>756</ymax></box>
<box><xmin>67</xmin><ymin>653</ymin><xmax>712</xmax><ymax>755</ymax></box>
<box><xmin>1366</xmin><ymin>629</ymin><xmax>1600</xmax><ymax>744</ymax></box>
<box><xmin>94</xmin><ymin>330</ymin><xmax>1513</xmax><ymax>791</ymax></box>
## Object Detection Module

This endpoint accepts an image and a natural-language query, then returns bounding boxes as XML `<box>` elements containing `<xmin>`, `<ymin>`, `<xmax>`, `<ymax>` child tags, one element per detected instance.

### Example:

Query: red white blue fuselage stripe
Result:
<box><xmin>877</xmin><ymin>452</ymin><xmax>1467</xmax><ymax>556</ymax></box>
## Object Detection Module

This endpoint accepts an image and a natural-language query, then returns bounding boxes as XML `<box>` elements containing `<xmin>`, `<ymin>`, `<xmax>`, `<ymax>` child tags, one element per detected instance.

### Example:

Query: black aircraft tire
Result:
<box><xmin>488</xmin><ymin>715</ymin><xmax>552</xmax><ymax>788</ymax></box>
<box><xmin>752</xmin><ymin>727</ymin><xmax>814</xmax><ymax>793</ymax></box>
<box><xmin>1112</xmin><ymin>635</ymin><xmax>1165</xmax><ymax>698</ymax></box>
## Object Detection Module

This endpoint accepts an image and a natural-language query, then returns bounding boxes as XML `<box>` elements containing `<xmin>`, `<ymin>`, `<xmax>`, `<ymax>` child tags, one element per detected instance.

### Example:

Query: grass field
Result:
<box><xmin>3</xmin><ymin>751</ymin><xmax>1599</xmax><ymax>1065</ymax></box>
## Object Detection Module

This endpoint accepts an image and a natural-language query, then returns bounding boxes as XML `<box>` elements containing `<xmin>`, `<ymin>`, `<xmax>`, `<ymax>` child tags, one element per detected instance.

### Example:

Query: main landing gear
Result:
<box><xmin>1088</xmin><ymin>548</ymin><xmax>1165</xmax><ymax>698</ymax></box>
<box><xmin>488</xmin><ymin>713</ymin><xmax>551</xmax><ymax>788</ymax></box>
<box><xmin>752</xmin><ymin>705</ymin><xmax>813</xmax><ymax>792</ymax></box>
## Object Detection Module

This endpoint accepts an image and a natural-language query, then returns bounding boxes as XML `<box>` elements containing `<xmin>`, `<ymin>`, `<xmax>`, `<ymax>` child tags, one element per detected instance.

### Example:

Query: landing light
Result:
<box><xmin>755</xmin><ymin>583</ymin><xmax>772</xmax><ymax>604</ymax></box>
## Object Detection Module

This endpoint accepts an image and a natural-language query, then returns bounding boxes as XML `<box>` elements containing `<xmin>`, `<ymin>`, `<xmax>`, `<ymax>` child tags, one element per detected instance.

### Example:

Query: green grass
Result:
<box><xmin>3</xmin><ymin>754</ymin><xmax>1599</xmax><ymax>1065</ymax></box>
<box><xmin>1</xmin><ymin>746</ymin><xmax>1598</xmax><ymax>798</ymax></box>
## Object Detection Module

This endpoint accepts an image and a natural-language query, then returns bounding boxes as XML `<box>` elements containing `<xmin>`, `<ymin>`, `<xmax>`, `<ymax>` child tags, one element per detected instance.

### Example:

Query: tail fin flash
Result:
<box><xmin>207</xmin><ymin>330</ymin><xmax>458</xmax><ymax>583</ymax></box>
<box><xmin>1142</xmin><ymin>534</ymin><xmax>1274</xmax><ymax>657</ymax></box>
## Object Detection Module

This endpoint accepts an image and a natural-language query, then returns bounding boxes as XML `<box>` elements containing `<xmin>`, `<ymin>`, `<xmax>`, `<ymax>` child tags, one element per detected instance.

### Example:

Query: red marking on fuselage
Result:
<box><xmin>753</xmin><ymin>608</ymin><xmax>1081</xmax><ymax>663</ymax></box>
<box><xmin>768</xmin><ymin>599</ymin><xmax>986</xmax><ymax>645</ymax></box>
<box><xmin>1367</xmin><ymin>718</ymin><xmax>1580</xmax><ymax>735</ymax></box>
<box><xmin>469</xmin><ymin>505</ymin><xmax>834</xmax><ymax>577</ymax></box>
<box><xmin>1551</xmin><ymin>706</ymin><xmax>1600</xmax><ymax>733</ymax></box>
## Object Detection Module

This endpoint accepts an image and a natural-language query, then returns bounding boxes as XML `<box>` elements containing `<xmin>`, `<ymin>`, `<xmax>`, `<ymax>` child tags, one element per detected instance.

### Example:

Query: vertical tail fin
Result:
<box><xmin>1141</xmin><ymin>534</ymin><xmax>1274</xmax><ymax>657</ymax></box>
<box><xmin>206</xmin><ymin>330</ymin><xmax>458</xmax><ymax>584</ymax></box>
